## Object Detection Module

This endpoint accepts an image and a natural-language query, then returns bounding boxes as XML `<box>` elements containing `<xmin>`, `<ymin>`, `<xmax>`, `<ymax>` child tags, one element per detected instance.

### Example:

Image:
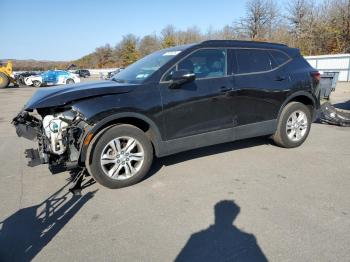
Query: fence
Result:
<box><xmin>87</xmin><ymin>68</ymin><xmax>118</xmax><ymax>77</ymax></box>
<box><xmin>305</xmin><ymin>54</ymin><xmax>350</xmax><ymax>82</ymax></box>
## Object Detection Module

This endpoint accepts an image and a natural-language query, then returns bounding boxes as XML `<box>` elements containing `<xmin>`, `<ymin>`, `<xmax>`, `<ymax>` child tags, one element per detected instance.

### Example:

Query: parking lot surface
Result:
<box><xmin>0</xmin><ymin>82</ymin><xmax>349</xmax><ymax>261</ymax></box>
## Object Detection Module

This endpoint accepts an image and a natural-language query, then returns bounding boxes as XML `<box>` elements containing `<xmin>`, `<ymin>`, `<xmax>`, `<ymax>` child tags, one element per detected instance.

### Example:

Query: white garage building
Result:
<box><xmin>305</xmin><ymin>54</ymin><xmax>350</xmax><ymax>82</ymax></box>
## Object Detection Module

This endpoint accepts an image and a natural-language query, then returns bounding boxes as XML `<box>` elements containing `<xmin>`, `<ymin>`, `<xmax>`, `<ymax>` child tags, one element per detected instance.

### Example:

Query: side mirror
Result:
<box><xmin>169</xmin><ymin>69</ymin><xmax>195</xmax><ymax>89</ymax></box>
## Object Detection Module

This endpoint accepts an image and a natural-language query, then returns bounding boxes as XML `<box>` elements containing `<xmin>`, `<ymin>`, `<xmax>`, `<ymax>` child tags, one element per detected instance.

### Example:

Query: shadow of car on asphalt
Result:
<box><xmin>0</xmin><ymin>181</ymin><xmax>98</xmax><ymax>261</ymax></box>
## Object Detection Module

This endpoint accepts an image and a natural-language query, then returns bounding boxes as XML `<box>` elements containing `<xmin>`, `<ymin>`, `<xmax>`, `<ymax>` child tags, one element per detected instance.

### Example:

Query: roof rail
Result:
<box><xmin>200</xmin><ymin>39</ymin><xmax>287</xmax><ymax>47</ymax></box>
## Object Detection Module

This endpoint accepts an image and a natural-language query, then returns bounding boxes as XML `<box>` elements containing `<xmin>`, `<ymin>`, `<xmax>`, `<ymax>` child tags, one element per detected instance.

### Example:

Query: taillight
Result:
<box><xmin>311</xmin><ymin>71</ymin><xmax>321</xmax><ymax>82</ymax></box>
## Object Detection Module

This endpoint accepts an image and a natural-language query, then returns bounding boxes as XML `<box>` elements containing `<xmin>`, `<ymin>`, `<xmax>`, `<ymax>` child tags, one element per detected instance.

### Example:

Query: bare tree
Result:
<box><xmin>329</xmin><ymin>0</ymin><xmax>350</xmax><ymax>53</ymax></box>
<box><xmin>265</xmin><ymin>0</ymin><xmax>279</xmax><ymax>38</ymax></box>
<box><xmin>218</xmin><ymin>25</ymin><xmax>236</xmax><ymax>40</ymax></box>
<box><xmin>231</xmin><ymin>0</ymin><xmax>303</xmax><ymax>45</ymax></box>
<box><xmin>204</xmin><ymin>25</ymin><xmax>220</xmax><ymax>40</ymax></box>
<box><xmin>161</xmin><ymin>25</ymin><xmax>177</xmax><ymax>48</ymax></box>
<box><xmin>235</xmin><ymin>0</ymin><xmax>279</xmax><ymax>40</ymax></box>
<box><xmin>138</xmin><ymin>34</ymin><xmax>161</xmax><ymax>57</ymax></box>
<box><xmin>286</xmin><ymin>0</ymin><xmax>312</xmax><ymax>43</ymax></box>
<box><xmin>286</xmin><ymin>0</ymin><xmax>323</xmax><ymax>55</ymax></box>
<box><xmin>176</xmin><ymin>26</ymin><xmax>202</xmax><ymax>45</ymax></box>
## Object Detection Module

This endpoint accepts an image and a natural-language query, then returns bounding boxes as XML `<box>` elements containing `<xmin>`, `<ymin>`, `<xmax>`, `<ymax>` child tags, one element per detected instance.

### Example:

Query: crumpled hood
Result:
<box><xmin>24</xmin><ymin>80</ymin><xmax>137</xmax><ymax>110</ymax></box>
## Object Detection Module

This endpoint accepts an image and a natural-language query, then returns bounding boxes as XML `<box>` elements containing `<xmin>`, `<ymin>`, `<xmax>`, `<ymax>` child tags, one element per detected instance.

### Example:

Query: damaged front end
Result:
<box><xmin>12</xmin><ymin>108</ymin><xmax>90</xmax><ymax>174</ymax></box>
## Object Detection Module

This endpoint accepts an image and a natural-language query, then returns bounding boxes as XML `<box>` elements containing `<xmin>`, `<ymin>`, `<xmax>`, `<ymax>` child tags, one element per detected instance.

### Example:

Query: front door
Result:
<box><xmin>43</xmin><ymin>71</ymin><xmax>57</xmax><ymax>85</ymax></box>
<box><xmin>159</xmin><ymin>48</ymin><xmax>235</xmax><ymax>140</ymax></box>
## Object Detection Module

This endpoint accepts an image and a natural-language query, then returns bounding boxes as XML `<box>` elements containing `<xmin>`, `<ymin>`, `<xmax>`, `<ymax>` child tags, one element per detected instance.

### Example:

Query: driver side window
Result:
<box><xmin>179</xmin><ymin>49</ymin><xmax>227</xmax><ymax>79</ymax></box>
<box><xmin>163</xmin><ymin>49</ymin><xmax>227</xmax><ymax>81</ymax></box>
<box><xmin>163</xmin><ymin>66</ymin><xmax>176</xmax><ymax>81</ymax></box>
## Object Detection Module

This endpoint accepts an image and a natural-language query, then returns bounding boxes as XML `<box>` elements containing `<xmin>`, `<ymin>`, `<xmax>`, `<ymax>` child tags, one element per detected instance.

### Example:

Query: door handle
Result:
<box><xmin>275</xmin><ymin>76</ymin><xmax>287</xmax><ymax>81</ymax></box>
<box><xmin>219</xmin><ymin>86</ymin><xmax>231</xmax><ymax>93</ymax></box>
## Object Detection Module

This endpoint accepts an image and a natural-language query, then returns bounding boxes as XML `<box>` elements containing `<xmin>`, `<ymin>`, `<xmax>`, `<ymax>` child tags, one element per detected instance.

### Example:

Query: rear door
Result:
<box><xmin>232</xmin><ymin>48</ymin><xmax>291</xmax><ymax>126</ymax></box>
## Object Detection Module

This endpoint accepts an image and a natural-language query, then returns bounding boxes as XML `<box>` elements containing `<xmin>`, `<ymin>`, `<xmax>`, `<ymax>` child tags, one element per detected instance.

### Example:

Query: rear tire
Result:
<box><xmin>273</xmin><ymin>102</ymin><xmax>312</xmax><ymax>148</ymax></box>
<box><xmin>66</xmin><ymin>79</ymin><xmax>74</xmax><ymax>84</ymax></box>
<box><xmin>0</xmin><ymin>73</ymin><xmax>10</xmax><ymax>88</ymax></box>
<box><xmin>32</xmin><ymin>80</ymin><xmax>41</xmax><ymax>87</ymax></box>
<box><xmin>87</xmin><ymin>124</ymin><xmax>153</xmax><ymax>189</ymax></box>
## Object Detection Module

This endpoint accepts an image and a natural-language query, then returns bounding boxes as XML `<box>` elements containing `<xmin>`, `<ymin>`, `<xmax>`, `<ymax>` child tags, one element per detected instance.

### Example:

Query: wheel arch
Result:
<box><xmin>277</xmin><ymin>91</ymin><xmax>316</xmax><ymax>121</ymax></box>
<box><xmin>66</xmin><ymin>78</ymin><xmax>74</xmax><ymax>84</ymax></box>
<box><xmin>79</xmin><ymin>112</ymin><xmax>163</xmax><ymax>163</ymax></box>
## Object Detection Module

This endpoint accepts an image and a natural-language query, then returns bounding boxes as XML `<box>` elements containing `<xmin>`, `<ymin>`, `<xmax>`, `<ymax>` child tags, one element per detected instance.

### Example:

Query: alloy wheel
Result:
<box><xmin>286</xmin><ymin>110</ymin><xmax>308</xmax><ymax>142</ymax></box>
<box><xmin>100</xmin><ymin>136</ymin><xmax>145</xmax><ymax>180</ymax></box>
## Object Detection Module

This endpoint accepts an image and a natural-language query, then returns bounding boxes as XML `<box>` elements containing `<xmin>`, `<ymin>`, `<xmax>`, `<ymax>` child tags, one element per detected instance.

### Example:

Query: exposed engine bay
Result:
<box><xmin>12</xmin><ymin>109</ymin><xmax>90</xmax><ymax>173</ymax></box>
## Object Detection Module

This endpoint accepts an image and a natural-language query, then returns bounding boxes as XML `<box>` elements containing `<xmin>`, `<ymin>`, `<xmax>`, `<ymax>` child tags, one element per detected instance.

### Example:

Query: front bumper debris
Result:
<box><xmin>320</xmin><ymin>102</ymin><xmax>350</xmax><ymax>127</ymax></box>
<box><xmin>12</xmin><ymin>111</ymin><xmax>41</xmax><ymax>140</ymax></box>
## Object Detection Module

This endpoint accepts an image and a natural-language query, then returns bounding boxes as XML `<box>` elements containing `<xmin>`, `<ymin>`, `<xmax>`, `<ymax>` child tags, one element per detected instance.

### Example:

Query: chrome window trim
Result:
<box><xmin>160</xmin><ymin>46</ymin><xmax>292</xmax><ymax>82</ymax></box>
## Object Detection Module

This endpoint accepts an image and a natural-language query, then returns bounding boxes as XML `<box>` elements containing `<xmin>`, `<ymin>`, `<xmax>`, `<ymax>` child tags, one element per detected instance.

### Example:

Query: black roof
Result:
<box><xmin>197</xmin><ymin>40</ymin><xmax>299</xmax><ymax>57</ymax></box>
<box><xmin>199</xmin><ymin>40</ymin><xmax>288</xmax><ymax>48</ymax></box>
<box><xmin>158</xmin><ymin>40</ymin><xmax>298</xmax><ymax>57</ymax></box>
<box><xmin>160</xmin><ymin>40</ymin><xmax>289</xmax><ymax>52</ymax></box>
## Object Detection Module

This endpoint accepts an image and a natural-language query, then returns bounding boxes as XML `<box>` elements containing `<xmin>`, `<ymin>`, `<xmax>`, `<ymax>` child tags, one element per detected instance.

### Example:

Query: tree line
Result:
<box><xmin>4</xmin><ymin>59</ymin><xmax>69</xmax><ymax>72</ymax></box>
<box><xmin>10</xmin><ymin>0</ymin><xmax>350</xmax><ymax>71</ymax></box>
<box><xmin>75</xmin><ymin>0</ymin><xmax>350</xmax><ymax>69</ymax></box>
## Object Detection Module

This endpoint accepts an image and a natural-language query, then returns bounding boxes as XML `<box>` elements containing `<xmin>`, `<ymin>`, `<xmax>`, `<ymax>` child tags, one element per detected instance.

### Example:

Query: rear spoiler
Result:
<box><xmin>285</xmin><ymin>48</ymin><xmax>300</xmax><ymax>58</ymax></box>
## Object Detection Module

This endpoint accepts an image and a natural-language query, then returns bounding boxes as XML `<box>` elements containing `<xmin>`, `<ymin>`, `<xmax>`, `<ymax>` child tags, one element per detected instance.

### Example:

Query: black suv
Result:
<box><xmin>75</xmin><ymin>69</ymin><xmax>90</xmax><ymax>78</ymax></box>
<box><xmin>13</xmin><ymin>40</ymin><xmax>320</xmax><ymax>189</ymax></box>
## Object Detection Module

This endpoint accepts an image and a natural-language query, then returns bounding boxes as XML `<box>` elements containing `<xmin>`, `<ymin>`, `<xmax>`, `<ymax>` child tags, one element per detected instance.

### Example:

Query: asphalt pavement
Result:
<box><xmin>0</xmin><ymin>82</ymin><xmax>349</xmax><ymax>261</ymax></box>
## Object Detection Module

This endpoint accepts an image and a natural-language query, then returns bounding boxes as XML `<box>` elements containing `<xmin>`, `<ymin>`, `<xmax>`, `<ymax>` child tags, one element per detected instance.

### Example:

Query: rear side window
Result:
<box><xmin>235</xmin><ymin>49</ymin><xmax>272</xmax><ymax>74</ymax></box>
<box><xmin>269</xmin><ymin>50</ymin><xmax>290</xmax><ymax>66</ymax></box>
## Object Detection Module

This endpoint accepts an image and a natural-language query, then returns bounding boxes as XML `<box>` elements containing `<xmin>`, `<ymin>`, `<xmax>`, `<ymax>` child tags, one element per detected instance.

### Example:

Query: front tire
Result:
<box><xmin>273</xmin><ymin>102</ymin><xmax>312</xmax><ymax>148</ymax></box>
<box><xmin>87</xmin><ymin>124</ymin><xmax>153</xmax><ymax>189</ymax></box>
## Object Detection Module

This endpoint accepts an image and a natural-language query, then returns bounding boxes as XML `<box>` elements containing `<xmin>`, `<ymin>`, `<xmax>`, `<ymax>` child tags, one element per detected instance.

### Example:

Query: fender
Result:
<box><xmin>277</xmin><ymin>90</ymin><xmax>317</xmax><ymax>121</ymax></box>
<box><xmin>79</xmin><ymin>112</ymin><xmax>164</xmax><ymax>162</ymax></box>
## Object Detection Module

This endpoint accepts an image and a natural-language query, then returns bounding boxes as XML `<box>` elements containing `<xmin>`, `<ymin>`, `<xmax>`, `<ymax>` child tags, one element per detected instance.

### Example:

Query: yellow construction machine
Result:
<box><xmin>0</xmin><ymin>61</ymin><xmax>16</xmax><ymax>88</ymax></box>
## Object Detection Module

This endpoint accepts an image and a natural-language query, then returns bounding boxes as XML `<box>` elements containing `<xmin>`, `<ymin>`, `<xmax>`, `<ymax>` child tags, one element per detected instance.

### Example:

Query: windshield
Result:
<box><xmin>111</xmin><ymin>49</ymin><xmax>182</xmax><ymax>84</ymax></box>
<box><xmin>41</xmin><ymin>71</ymin><xmax>50</xmax><ymax>76</ymax></box>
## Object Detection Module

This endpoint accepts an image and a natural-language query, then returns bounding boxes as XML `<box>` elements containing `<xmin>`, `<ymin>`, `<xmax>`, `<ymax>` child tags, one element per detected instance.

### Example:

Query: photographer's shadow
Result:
<box><xmin>0</xmin><ymin>182</ymin><xmax>97</xmax><ymax>261</ymax></box>
<box><xmin>175</xmin><ymin>200</ymin><xmax>268</xmax><ymax>262</ymax></box>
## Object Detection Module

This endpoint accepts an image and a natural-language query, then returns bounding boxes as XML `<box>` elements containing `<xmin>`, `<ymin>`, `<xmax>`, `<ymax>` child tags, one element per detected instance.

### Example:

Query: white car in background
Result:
<box><xmin>24</xmin><ymin>70</ymin><xmax>80</xmax><ymax>87</ymax></box>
